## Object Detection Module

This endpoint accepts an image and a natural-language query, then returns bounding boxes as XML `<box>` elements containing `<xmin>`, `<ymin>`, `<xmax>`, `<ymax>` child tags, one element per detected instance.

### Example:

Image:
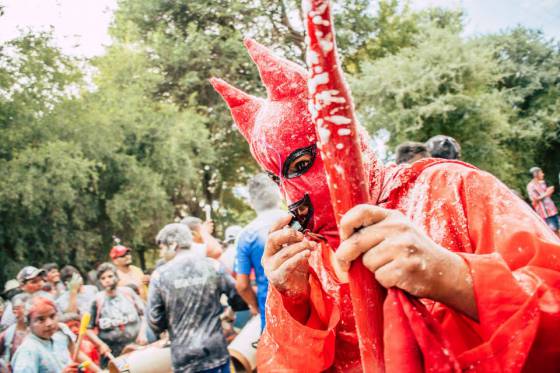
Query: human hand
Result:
<box><xmin>262</xmin><ymin>215</ymin><xmax>316</xmax><ymax>302</ymax></box>
<box><xmin>98</xmin><ymin>342</ymin><xmax>111</xmax><ymax>356</ymax></box>
<box><xmin>61</xmin><ymin>361</ymin><xmax>79</xmax><ymax>373</ymax></box>
<box><xmin>337</xmin><ymin>204</ymin><xmax>477</xmax><ymax>319</ymax></box>
<box><xmin>546</xmin><ymin>186</ymin><xmax>555</xmax><ymax>196</ymax></box>
<box><xmin>249</xmin><ymin>305</ymin><xmax>259</xmax><ymax>316</ymax></box>
<box><xmin>68</xmin><ymin>273</ymin><xmax>82</xmax><ymax>293</ymax></box>
<box><xmin>135</xmin><ymin>334</ymin><xmax>148</xmax><ymax>346</ymax></box>
<box><xmin>202</xmin><ymin>220</ymin><xmax>214</xmax><ymax>235</ymax></box>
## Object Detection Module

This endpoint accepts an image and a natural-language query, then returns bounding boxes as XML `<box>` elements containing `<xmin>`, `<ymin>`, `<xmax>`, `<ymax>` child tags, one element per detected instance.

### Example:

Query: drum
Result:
<box><xmin>108</xmin><ymin>345</ymin><xmax>172</xmax><ymax>373</ymax></box>
<box><xmin>228</xmin><ymin>316</ymin><xmax>260</xmax><ymax>373</ymax></box>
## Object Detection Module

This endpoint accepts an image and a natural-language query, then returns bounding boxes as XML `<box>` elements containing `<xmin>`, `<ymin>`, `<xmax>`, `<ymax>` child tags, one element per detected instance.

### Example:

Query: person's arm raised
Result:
<box><xmin>200</xmin><ymin>221</ymin><xmax>223</xmax><ymax>259</ymax></box>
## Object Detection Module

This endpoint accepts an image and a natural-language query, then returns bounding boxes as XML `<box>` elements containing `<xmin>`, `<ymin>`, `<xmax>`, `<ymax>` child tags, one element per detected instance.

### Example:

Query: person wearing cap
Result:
<box><xmin>527</xmin><ymin>166</ymin><xmax>560</xmax><ymax>237</ymax></box>
<box><xmin>2</xmin><ymin>281</ymin><xmax>20</xmax><ymax>304</ymax></box>
<box><xmin>148</xmin><ymin>223</ymin><xmax>246</xmax><ymax>373</ymax></box>
<box><xmin>426</xmin><ymin>134</ymin><xmax>462</xmax><ymax>160</ymax></box>
<box><xmin>110</xmin><ymin>245</ymin><xmax>148</xmax><ymax>301</ymax></box>
<box><xmin>180</xmin><ymin>217</ymin><xmax>223</xmax><ymax>259</ymax></box>
<box><xmin>234</xmin><ymin>173</ymin><xmax>285</xmax><ymax>331</ymax></box>
<box><xmin>219</xmin><ymin>225</ymin><xmax>243</xmax><ymax>274</ymax></box>
<box><xmin>0</xmin><ymin>267</ymin><xmax>52</xmax><ymax>330</ymax></box>
<box><xmin>0</xmin><ymin>280</ymin><xmax>20</xmax><ymax>332</ymax></box>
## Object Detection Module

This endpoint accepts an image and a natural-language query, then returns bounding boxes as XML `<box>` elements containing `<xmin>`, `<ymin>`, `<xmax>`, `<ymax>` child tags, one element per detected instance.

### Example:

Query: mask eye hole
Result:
<box><xmin>282</xmin><ymin>144</ymin><xmax>317</xmax><ymax>179</ymax></box>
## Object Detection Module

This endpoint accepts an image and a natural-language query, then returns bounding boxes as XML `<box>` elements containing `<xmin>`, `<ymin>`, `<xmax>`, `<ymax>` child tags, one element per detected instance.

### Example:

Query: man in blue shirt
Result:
<box><xmin>235</xmin><ymin>173</ymin><xmax>284</xmax><ymax>331</ymax></box>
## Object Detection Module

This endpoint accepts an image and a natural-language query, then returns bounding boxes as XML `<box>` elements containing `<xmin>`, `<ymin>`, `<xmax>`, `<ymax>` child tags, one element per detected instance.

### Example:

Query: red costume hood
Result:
<box><xmin>211</xmin><ymin>39</ymin><xmax>384</xmax><ymax>247</ymax></box>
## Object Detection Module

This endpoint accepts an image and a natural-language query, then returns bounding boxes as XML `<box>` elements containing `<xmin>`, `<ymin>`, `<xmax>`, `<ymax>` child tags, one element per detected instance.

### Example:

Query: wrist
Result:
<box><xmin>436</xmin><ymin>251</ymin><xmax>477</xmax><ymax>319</ymax></box>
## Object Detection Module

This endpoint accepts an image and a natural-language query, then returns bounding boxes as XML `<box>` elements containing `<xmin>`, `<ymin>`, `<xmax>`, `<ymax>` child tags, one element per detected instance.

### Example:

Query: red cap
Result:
<box><xmin>110</xmin><ymin>245</ymin><xmax>130</xmax><ymax>259</ymax></box>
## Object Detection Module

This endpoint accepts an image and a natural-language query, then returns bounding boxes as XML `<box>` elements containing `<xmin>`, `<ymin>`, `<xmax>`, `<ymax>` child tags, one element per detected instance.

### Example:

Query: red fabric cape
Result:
<box><xmin>257</xmin><ymin>158</ymin><xmax>560</xmax><ymax>372</ymax></box>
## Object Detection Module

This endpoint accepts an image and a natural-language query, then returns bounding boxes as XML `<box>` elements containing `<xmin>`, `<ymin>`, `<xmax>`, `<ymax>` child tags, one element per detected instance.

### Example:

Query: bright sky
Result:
<box><xmin>0</xmin><ymin>0</ymin><xmax>558</xmax><ymax>58</ymax></box>
<box><xmin>0</xmin><ymin>0</ymin><xmax>117</xmax><ymax>57</ymax></box>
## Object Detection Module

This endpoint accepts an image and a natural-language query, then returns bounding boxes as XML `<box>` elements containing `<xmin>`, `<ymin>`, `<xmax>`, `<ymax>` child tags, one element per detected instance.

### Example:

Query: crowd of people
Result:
<box><xmin>0</xmin><ymin>173</ymin><xmax>283</xmax><ymax>373</ymax></box>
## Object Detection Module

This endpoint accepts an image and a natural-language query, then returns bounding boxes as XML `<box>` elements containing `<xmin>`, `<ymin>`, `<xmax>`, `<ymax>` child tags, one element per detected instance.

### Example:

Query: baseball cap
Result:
<box><xmin>225</xmin><ymin>225</ymin><xmax>243</xmax><ymax>243</ymax></box>
<box><xmin>529</xmin><ymin>167</ymin><xmax>542</xmax><ymax>175</ymax></box>
<box><xmin>110</xmin><ymin>245</ymin><xmax>131</xmax><ymax>259</ymax></box>
<box><xmin>3</xmin><ymin>279</ymin><xmax>19</xmax><ymax>294</ymax></box>
<box><xmin>16</xmin><ymin>266</ymin><xmax>46</xmax><ymax>284</ymax></box>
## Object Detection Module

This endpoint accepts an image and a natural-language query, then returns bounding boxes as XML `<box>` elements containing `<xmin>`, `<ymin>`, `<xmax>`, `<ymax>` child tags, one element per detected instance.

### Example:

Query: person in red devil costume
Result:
<box><xmin>210</xmin><ymin>8</ymin><xmax>560</xmax><ymax>373</ymax></box>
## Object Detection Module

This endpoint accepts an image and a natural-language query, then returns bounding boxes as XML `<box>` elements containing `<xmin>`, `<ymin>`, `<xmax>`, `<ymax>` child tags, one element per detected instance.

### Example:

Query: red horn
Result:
<box><xmin>210</xmin><ymin>77</ymin><xmax>263</xmax><ymax>140</ymax></box>
<box><xmin>244</xmin><ymin>38</ymin><xmax>307</xmax><ymax>101</ymax></box>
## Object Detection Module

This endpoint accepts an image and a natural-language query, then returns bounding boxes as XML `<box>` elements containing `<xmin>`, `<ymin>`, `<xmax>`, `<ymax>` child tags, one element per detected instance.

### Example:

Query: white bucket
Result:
<box><xmin>228</xmin><ymin>316</ymin><xmax>260</xmax><ymax>372</ymax></box>
<box><xmin>108</xmin><ymin>345</ymin><xmax>172</xmax><ymax>373</ymax></box>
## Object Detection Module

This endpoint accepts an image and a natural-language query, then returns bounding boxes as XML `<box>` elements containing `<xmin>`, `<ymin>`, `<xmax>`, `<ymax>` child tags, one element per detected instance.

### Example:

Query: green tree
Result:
<box><xmin>0</xmin><ymin>33</ymin><xmax>91</xmax><ymax>281</ymax></box>
<box><xmin>0</xmin><ymin>31</ymin><xmax>213</xmax><ymax>281</ymax></box>
<box><xmin>351</xmin><ymin>26</ymin><xmax>517</xmax><ymax>186</ymax></box>
<box><xmin>55</xmin><ymin>43</ymin><xmax>213</xmax><ymax>267</ymax></box>
<box><xmin>481</xmin><ymin>28</ymin><xmax>560</xmax><ymax>192</ymax></box>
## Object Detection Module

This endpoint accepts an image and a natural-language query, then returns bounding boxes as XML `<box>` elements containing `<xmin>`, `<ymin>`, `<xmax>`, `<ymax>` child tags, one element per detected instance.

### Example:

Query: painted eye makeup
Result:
<box><xmin>282</xmin><ymin>144</ymin><xmax>317</xmax><ymax>179</ymax></box>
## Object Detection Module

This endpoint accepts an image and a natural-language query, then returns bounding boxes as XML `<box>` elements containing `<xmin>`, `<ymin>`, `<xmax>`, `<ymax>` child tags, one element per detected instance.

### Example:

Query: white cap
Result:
<box><xmin>225</xmin><ymin>225</ymin><xmax>243</xmax><ymax>243</ymax></box>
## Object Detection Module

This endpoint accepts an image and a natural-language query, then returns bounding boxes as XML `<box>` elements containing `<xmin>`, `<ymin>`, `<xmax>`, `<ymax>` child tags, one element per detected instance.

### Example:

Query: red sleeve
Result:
<box><xmin>257</xmin><ymin>267</ymin><xmax>340</xmax><ymax>371</ymax></box>
<box><xmin>457</xmin><ymin>168</ymin><xmax>560</xmax><ymax>372</ymax></box>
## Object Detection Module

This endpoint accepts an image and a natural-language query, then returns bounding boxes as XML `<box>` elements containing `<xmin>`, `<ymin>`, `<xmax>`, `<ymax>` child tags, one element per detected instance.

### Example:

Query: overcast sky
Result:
<box><xmin>0</xmin><ymin>0</ymin><xmax>558</xmax><ymax>58</ymax></box>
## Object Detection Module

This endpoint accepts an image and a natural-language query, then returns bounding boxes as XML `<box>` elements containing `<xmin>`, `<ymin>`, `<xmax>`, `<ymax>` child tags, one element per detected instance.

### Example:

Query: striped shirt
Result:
<box><xmin>527</xmin><ymin>179</ymin><xmax>558</xmax><ymax>219</ymax></box>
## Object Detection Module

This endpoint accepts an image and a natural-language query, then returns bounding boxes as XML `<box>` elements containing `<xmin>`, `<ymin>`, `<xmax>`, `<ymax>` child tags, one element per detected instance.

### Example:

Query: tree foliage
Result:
<box><xmin>350</xmin><ymin>26</ymin><xmax>516</xmax><ymax>184</ymax></box>
<box><xmin>482</xmin><ymin>28</ymin><xmax>560</xmax><ymax>189</ymax></box>
<box><xmin>1</xmin><ymin>1</ymin><xmax>559</xmax><ymax>284</ymax></box>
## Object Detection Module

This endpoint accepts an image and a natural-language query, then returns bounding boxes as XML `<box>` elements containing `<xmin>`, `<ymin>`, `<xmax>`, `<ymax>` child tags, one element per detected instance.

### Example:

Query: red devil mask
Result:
<box><xmin>211</xmin><ymin>39</ymin><xmax>383</xmax><ymax>247</ymax></box>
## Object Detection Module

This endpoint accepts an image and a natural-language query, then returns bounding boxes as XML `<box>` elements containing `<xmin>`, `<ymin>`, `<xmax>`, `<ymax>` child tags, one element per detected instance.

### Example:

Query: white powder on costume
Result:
<box><xmin>306</xmin><ymin>50</ymin><xmax>319</xmax><ymax>66</ymax></box>
<box><xmin>318</xmin><ymin>127</ymin><xmax>331</xmax><ymax>144</ymax></box>
<box><xmin>325</xmin><ymin>115</ymin><xmax>351</xmax><ymax>125</ymax></box>
<box><xmin>308</xmin><ymin>72</ymin><xmax>329</xmax><ymax>94</ymax></box>
<box><xmin>308</xmin><ymin>99</ymin><xmax>318</xmax><ymax>120</ymax></box>
<box><xmin>319</xmin><ymin>38</ymin><xmax>334</xmax><ymax>54</ymax></box>
<box><xmin>312</xmin><ymin>15</ymin><xmax>330</xmax><ymax>26</ymax></box>
<box><xmin>316</xmin><ymin>90</ymin><xmax>345</xmax><ymax>106</ymax></box>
